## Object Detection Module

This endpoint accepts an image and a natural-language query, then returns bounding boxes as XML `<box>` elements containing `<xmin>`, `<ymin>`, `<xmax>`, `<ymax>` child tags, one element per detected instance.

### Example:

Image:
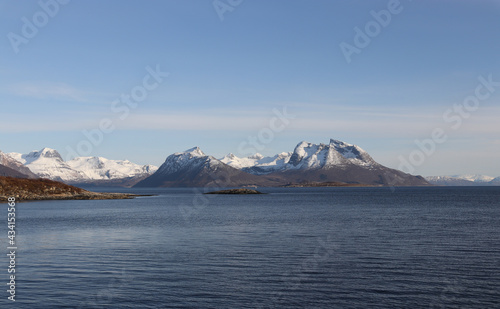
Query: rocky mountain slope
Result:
<box><xmin>0</xmin><ymin>151</ymin><xmax>38</xmax><ymax>178</ymax></box>
<box><xmin>138</xmin><ymin>139</ymin><xmax>429</xmax><ymax>187</ymax></box>
<box><xmin>223</xmin><ymin>139</ymin><xmax>428</xmax><ymax>186</ymax></box>
<box><xmin>3</xmin><ymin>139</ymin><xmax>432</xmax><ymax>188</ymax></box>
<box><xmin>134</xmin><ymin>147</ymin><xmax>282</xmax><ymax>187</ymax></box>
<box><xmin>0</xmin><ymin>164</ymin><xmax>30</xmax><ymax>178</ymax></box>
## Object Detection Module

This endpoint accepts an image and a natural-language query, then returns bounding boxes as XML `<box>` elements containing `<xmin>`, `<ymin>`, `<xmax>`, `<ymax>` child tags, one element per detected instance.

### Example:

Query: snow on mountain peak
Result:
<box><xmin>37</xmin><ymin>147</ymin><xmax>62</xmax><ymax>158</ymax></box>
<box><xmin>17</xmin><ymin>148</ymin><xmax>84</xmax><ymax>181</ymax></box>
<box><xmin>329</xmin><ymin>139</ymin><xmax>350</xmax><ymax>146</ymax></box>
<box><xmin>293</xmin><ymin>141</ymin><xmax>315</xmax><ymax>158</ymax></box>
<box><xmin>178</xmin><ymin>147</ymin><xmax>205</xmax><ymax>157</ymax></box>
<box><xmin>327</xmin><ymin>139</ymin><xmax>374</xmax><ymax>163</ymax></box>
<box><xmin>40</xmin><ymin>147</ymin><xmax>59</xmax><ymax>154</ymax></box>
<box><xmin>451</xmin><ymin>174</ymin><xmax>495</xmax><ymax>182</ymax></box>
<box><xmin>67</xmin><ymin>156</ymin><xmax>158</xmax><ymax>180</ymax></box>
<box><xmin>157</xmin><ymin>146</ymin><xmax>220</xmax><ymax>176</ymax></box>
<box><xmin>222</xmin><ymin>138</ymin><xmax>378</xmax><ymax>174</ymax></box>
<box><xmin>0</xmin><ymin>150</ymin><xmax>11</xmax><ymax>161</ymax></box>
<box><xmin>6</xmin><ymin>148</ymin><xmax>157</xmax><ymax>182</ymax></box>
<box><xmin>23</xmin><ymin>147</ymin><xmax>63</xmax><ymax>164</ymax></box>
<box><xmin>248</xmin><ymin>153</ymin><xmax>264</xmax><ymax>160</ymax></box>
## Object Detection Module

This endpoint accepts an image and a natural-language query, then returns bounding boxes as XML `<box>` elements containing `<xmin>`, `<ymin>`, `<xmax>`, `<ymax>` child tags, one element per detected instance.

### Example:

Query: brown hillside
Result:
<box><xmin>0</xmin><ymin>176</ymin><xmax>138</xmax><ymax>201</ymax></box>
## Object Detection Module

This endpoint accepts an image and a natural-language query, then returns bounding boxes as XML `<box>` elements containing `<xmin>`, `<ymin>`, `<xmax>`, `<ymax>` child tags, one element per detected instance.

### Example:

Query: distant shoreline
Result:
<box><xmin>282</xmin><ymin>181</ymin><xmax>377</xmax><ymax>188</ymax></box>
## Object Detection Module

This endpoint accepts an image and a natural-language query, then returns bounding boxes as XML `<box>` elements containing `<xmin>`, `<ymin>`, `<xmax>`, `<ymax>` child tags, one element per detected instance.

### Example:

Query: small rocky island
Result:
<box><xmin>283</xmin><ymin>181</ymin><xmax>371</xmax><ymax>187</ymax></box>
<box><xmin>204</xmin><ymin>188</ymin><xmax>265</xmax><ymax>194</ymax></box>
<box><xmin>0</xmin><ymin>176</ymin><xmax>140</xmax><ymax>202</ymax></box>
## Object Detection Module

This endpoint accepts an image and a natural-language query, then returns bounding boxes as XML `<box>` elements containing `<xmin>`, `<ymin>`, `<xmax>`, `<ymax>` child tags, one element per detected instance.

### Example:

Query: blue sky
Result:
<box><xmin>1</xmin><ymin>0</ymin><xmax>499</xmax><ymax>176</ymax></box>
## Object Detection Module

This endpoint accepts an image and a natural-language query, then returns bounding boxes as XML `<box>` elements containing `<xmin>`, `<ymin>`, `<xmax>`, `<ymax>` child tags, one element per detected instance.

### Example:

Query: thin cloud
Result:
<box><xmin>1</xmin><ymin>106</ymin><xmax>499</xmax><ymax>138</ymax></box>
<box><xmin>5</xmin><ymin>82</ymin><xmax>87</xmax><ymax>102</ymax></box>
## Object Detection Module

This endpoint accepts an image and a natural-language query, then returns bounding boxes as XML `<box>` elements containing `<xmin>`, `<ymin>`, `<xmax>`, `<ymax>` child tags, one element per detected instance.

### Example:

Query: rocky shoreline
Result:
<box><xmin>0</xmin><ymin>176</ymin><xmax>142</xmax><ymax>202</ymax></box>
<box><xmin>0</xmin><ymin>192</ymin><xmax>142</xmax><ymax>202</ymax></box>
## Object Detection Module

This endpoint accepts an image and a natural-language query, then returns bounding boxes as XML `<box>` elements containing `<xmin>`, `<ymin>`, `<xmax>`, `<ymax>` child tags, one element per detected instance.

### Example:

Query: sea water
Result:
<box><xmin>1</xmin><ymin>187</ymin><xmax>499</xmax><ymax>308</ymax></box>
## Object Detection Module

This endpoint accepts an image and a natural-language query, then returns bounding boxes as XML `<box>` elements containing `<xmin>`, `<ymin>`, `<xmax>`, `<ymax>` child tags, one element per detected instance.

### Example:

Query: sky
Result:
<box><xmin>1</xmin><ymin>0</ymin><xmax>499</xmax><ymax>177</ymax></box>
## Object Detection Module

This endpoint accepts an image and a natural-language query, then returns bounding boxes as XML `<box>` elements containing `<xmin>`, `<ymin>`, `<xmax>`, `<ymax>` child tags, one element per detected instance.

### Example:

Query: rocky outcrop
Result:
<box><xmin>0</xmin><ymin>176</ymin><xmax>140</xmax><ymax>201</ymax></box>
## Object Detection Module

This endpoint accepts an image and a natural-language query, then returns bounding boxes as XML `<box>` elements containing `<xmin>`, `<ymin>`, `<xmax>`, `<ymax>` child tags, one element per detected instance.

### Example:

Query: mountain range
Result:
<box><xmin>135</xmin><ymin>139</ymin><xmax>429</xmax><ymax>187</ymax></box>
<box><xmin>1</xmin><ymin>148</ymin><xmax>157</xmax><ymax>186</ymax></box>
<box><xmin>134</xmin><ymin>147</ymin><xmax>279</xmax><ymax>187</ymax></box>
<box><xmin>425</xmin><ymin>175</ymin><xmax>500</xmax><ymax>186</ymax></box>
<box><xmin>5</xmin><ymin>139</ymin><xmax>496</xmax><ymax>188</ymax></box>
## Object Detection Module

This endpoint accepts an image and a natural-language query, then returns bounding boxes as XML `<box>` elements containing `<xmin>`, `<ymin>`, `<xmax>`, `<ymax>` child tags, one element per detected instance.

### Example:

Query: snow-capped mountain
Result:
<box><xmin>4</xmin><ymin>139</ymin><xmax>432</xmax><ymax>188</ymax></box>
<box><xmin>425</xmin><ymin>175</ymin><xmax>499</xmax><ymax>186</ymax></box>
<box><xmin>222</xmin><ymin>139</ymin><xmax>379</xmax><ymax>175</ymax></box>
<box><xmin>288</xmin><ymin>139</ymin><xmax>377</xmax><ymax>169</ymax></box>
<box><xmin>8</xmin><ymin>148</ymin><xmax>157</xmax><ymax>185</ymax></box>
<box><xmin>138</xmin><ymin>139</ymin><xmax>429</xmax><ymax>187</ymax></box>
<box><xmin>67</xmin><ymin>156</ymin><xmax>157</xmax><ymax>180</ymax></box>
<box><xmin>0</xmin><ymin>150</ymin><xmax>38</xmax><ymax>178</ymax></box>
<box><xmin>451</xmin><ymin>174</ymin><xmax>495</xmax><ymax>183</ymax></box>
<box><xmin>152</xmin><ymin>147</ymin><xmax>216</xmax><ymax>176</ymax></box>
<box><xmin>9</xmin><ymin>148</ymin><xmax>87</xmax><ymax>182</ymax></box>
<box><xmin>262</xmin><ymin>139</ymin><xmax>428</xmax><ymax>186</ymax></box>
<box><xmin>135</xmin><ymin>147</ymin><xmax>279</xmax><ymax>187</ymax></box>
<box><xmin>220</xmin><ymin>152</ymin><xmax>292</xmax><ymax>175</ymax></box>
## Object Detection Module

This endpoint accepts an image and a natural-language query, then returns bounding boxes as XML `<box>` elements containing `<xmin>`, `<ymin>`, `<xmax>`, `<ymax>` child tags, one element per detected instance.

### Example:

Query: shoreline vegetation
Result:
<box><xmin>0</xmin><ymin>176</ymin><xmax>143</xmax><ymax>202</ymax></box>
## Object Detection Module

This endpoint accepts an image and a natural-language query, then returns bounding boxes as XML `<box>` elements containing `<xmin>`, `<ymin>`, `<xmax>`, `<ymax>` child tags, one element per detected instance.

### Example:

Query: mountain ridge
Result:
<box><xmin>5</xmin><ymin>148</ymin><xmax>157</xmax><ymax>186</ymax></box>
<box><xmin>425</xmin><ymin>175</ymin><xmax>500</xmax><ymax>186</ymax></box>
<box><xmin>134</xmin><ymin>147</ymin><xmax>282</xmax><ymax>187</ymax></box>
<box><xmin>15</xmin><ymin>139</ymin><xmax>496</xmax><ymax>188</ymax></box>
<box><xmin>137</xmin><ymin>139</ymin><xmax>429</xmax><ymax>187</ymax></box>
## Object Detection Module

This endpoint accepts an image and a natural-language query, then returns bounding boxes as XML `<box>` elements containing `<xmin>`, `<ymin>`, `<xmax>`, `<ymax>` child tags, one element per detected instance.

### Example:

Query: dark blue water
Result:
<box><xmin>1</xmin><ymin>187</ymin><xmax>499</xmax><ymax>308</ymax></box>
